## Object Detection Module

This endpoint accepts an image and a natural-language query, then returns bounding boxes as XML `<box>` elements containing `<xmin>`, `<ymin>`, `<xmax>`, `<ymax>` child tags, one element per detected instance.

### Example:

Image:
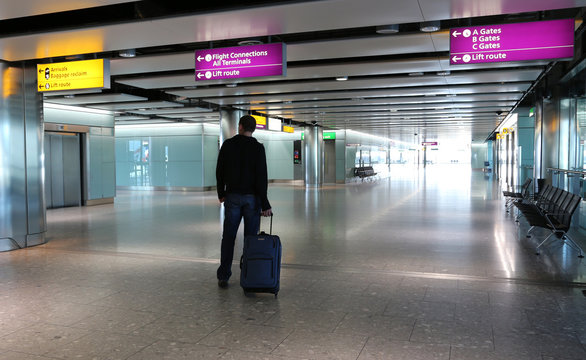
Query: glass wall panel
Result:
<box><xmin>578</xmin><ymin>98</ymin><xmax>586</xmax><ymax>172</ymax></box>
<box><xmin>115</xmin><ymin>134</ymin><xmax>206</xmax><ymax>188</ymax></box>
<box><xmin>576</xmin><ymin>98</ymin><xmax>586</xmax><ymax>233</ymax></box>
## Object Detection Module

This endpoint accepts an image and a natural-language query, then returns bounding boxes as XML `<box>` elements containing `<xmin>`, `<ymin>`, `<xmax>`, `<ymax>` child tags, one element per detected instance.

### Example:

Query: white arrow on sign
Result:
<box><xmin>197</xmin><ymin>56</ymin><xmax>204</xmax><ymax>62</ymax></box>
<box><xmin>197</xmin><ymin>72</ymin><xmax>204</xmax><ymax>79</ymax></box>
<box><xmin>452</xmin><ymin>56</ymin><xmax>461</xmax><ymax>62</ymax></box>
<box><xmin>452</xmin><ymin>31</ymin><xmax>461</xmax><ymax>38</ymax></box>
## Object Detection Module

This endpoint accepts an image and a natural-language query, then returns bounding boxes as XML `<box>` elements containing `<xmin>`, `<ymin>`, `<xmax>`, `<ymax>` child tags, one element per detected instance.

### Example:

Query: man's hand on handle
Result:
<box><xmin>261</xmin><ymin>208</ymin><xmax>273</xmax><ymax>217</ymax></box>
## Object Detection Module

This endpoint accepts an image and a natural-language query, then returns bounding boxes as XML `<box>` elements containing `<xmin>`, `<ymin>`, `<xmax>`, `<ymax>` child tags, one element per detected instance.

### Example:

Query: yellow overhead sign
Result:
<box><xmin>252</xmin><ymin>114</ymin><xmax>267</xmax><ymax>129</ymax></box>
<box><xmin>283</xmin><ymin>125</ymin><xmax>294</xmax><ymax>133</ymax></box>
<box><xmin>37</xmin><ymin>59</ymin><xmax>110</xmax><ymax>92</ymax></box>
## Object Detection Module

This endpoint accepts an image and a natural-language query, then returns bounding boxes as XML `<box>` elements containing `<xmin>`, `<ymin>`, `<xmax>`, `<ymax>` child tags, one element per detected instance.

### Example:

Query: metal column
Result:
<box><xmin>219</xmin><ymin>108</ymin><xmax>243</xmax><ymax>145</ymax></box>
<box><xmin>303</xmin><ymin>125</ymin><xmax>323</xmax><ymax>187</ymax></box>
<box><xmin>0</xmin><ymin>62</ymin><xmax>46</xmax><ymax>251</ymax></box>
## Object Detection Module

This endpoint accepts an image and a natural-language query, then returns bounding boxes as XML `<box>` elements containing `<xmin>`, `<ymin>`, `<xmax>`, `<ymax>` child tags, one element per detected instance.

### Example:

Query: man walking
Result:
<box><xmin>216</xmin><ymin>114</ymin><xmax>272</xmax><ymax>288</ymax></box>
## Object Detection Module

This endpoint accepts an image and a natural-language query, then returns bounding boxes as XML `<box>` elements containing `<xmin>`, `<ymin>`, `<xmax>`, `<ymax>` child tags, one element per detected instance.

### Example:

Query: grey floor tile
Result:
<box><xmin>357</xmin><ymin>337</ymin><xmax>451</xmax><ymax>360</ymax></box>
<box><xmin>131</xmin><ymin>314</ymin><xmax>226</xmax><ymax>344</ymax></box>
<box><xmin>492</xmin><ymin>331</ymin><xmax>546</xmax><ymax>358</ymax></box>
<box><xmin>424</xmin><ymin>288</ymin><xmax>489</xmax><ymax>305</ymax></box>
<box><xmin>363</xmin><ymin>283</ymin><xmax>427</xmax><ymax>300</ymax></box>
<box><xmin>198</xmin><ymin>322</ymin><xmax>292</xmax><ymax>353</ymax></box>
<box><xmin>400</xmin><ymin>277</ymin><xmax>458</xmax><ymax>290</ymax></box>
<box><xmin>50</xmin><ymin>285</ymin><xmax>119</xmax><ymax>305</ymax></box>
<box><xmin>220</xmin><ymin>350</ymin><xmax>300</xmax><ymax>359</ymax></box>
<box><xmin>88</xmin><ymin>290</ymin><xmax>159</xmax><ymax>311</ymax></box>
<box><xmin>317</xmin><ymin>294</ymin><xmax>389</xmax><ymax>314</ymax></box>
<box><xmin>449</xmin><ymin>347</ymin><xmax>541</xmax><ymax>360</ymax></box>
<box><xmin>264</xmin><ymin>290</ymin><xmax>329</xmax><ymax>311</ymax></box>
<box><xmin>46</xmin><ymin>331</ymin><xmax>155</xmax><ymax>360</ymax></box>
<box><xmin>349</xmin><ymin>273</ymin><xmax>404</xmax><ymax>286</ymax></box>
<box><xmin>21</xmin><ymin>302</ymin><xmax>102</xmax><ymax>327</ymax></box>
<box><xmin>264</xmin><ymin>308</ymin><xmax>346</xmax><ymax>332</ymax></box>
<box><xmin>457</xmin><ymin>280</ymin><xmax>521</xmax><ymax>294</ymax></box>
<box><xmin>0</xmin><ymin>352</ymin><xmax>56</xmax><ymax>360</ymax></box>
<box><xmin>0</xmin><ymin>323</ymin><xmax>92</xmax><ymax>356</ymax></box>
<box><xmin>127</xmin><ymin>340</ymin><xmax>226</xmax><ymax>360</ymax></box>
<box><xmin>273</xmin><ymin>329</ymin><xmax>367</xmax><ymax>360</ymax></box>
<box><xmin>334</xmin><ymin>313</ymin><xmax>415</xmax><ymax>340</ymax></box>
<box><xmin>384</xmin><ymin>300</ymin><xmax>456</xmax><ymax>321</ymax></box>
<box><xmin>537</xmin><ymin>332</ymin><xmax>586</xmax><ymax>359</ymax></box>
<box><xmin>0</xmin><ymin>318</ymin><xmax>36</xmax><ymax>338</ymax></box>
<box><xmin>70</xmin><ymin>307</ymin><xmax>161</xmax><ymax>334</ymax></box>
<box><xmin>307</xmin><ymin>279</ymin><xmax>371</xmax><ymax>296</ymax></box>
<box><xmin>410</xmin><ymin>319</ymin><xmax>494</xmax><ymax>349</ymax></box>
<box><xmin>488</xmin><ymin>291</ymin><xmax>560</xmax><ymax>311</ymax></box>
<box><xmin>455</xmin><ymin>303</ymin><xmax>533</xmax><ymax>331</ymax></box>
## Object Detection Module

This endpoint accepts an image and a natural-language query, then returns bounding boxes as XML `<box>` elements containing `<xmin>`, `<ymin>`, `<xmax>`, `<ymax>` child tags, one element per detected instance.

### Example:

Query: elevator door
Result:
<box><xmin>44</xmin><ymin>133</ymin><xmax>82</xmax><ymax>208</ymax></box>
<box><xmin>324</xmin><ymin>140</ymin><xmax>336</xmax><ymax>184</ymax></box>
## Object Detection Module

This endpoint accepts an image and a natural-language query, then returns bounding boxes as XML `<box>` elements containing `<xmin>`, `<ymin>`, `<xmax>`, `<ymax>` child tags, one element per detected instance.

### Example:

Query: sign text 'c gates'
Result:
<box><xmin>450</xmin><ymin>19</ymin><xmax>574</xmax><ymax>65</ymax></box>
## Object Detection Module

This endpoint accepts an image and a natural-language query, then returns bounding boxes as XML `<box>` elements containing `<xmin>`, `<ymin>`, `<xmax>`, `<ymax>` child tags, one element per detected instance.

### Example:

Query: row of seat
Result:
<box><xmin>504</xmin><ymin>181</ymin><xmax>584</xmax><ymax>258</ymax></box>
<box><xmin>353</xmin><ymin>166</ymin><xmax>377</xmax><ymax>179</ymax></box>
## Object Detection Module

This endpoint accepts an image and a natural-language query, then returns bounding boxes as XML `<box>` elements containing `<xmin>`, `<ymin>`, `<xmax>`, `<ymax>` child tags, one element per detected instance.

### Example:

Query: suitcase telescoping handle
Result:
<box><xmin>260</xmin><ymin>213</ymin><xmax>273</xmax><ymax>235</ymax></box>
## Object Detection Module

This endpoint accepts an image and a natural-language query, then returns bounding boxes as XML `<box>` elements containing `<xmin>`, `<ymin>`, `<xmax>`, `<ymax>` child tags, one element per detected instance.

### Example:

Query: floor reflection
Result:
<box><xmin>42</xmin><ymin>164</ymin><xmax>586</xmax><ymax>284</ymax></box>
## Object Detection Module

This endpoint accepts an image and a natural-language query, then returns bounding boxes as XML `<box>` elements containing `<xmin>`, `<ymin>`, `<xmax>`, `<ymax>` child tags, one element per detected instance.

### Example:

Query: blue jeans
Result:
<box><xmin>217</xmin><ymin>193</ymin><xmax>260</xmax><ymax>281</ymax></box>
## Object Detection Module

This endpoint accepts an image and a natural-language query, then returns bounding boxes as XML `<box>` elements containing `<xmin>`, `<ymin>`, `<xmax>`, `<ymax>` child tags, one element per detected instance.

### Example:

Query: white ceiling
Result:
<box><xmin>0</xmin><ymin>0</ymin><xmax>134</xmax><ymax>20</ymax></box>
<box><xmin>1</xmin><ymin>0</ymin><xmax>584</xmax><ymax>143</ymax></box>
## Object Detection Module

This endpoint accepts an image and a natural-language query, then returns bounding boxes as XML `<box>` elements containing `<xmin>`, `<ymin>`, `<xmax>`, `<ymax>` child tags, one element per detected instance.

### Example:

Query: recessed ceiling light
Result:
<box><xmin>238</xmin><ymin>39</ymin><xmax>263</xmax><ymax>46</ymax></box>
<box><xmin>376</xmin><ymin>24</ymin><xmax>399</xmax><ymax>34</ymax></box>
<box><xmin>226</xmin><ymin>83</ymin><xmax>237</xmax><ymax>88</ymax></box>
<box><xmin>437</xmin><ymin>71</ymin><xmax>451</xmax><ymax>76</ymax></box>
<box><xmin>420</xmin><ymin>21</ymin><xmax>441</xmax><ymax>32</ymax></box>
<box><xmin>336</xmin><ymin>76</ymin><xmax>348</xmax><ymax>81</ymax></box>
<box><xmin>408</xmin><ymin>72</ymin><xmax>424</xmax><ymax>76</ymax></box>
<box><xmin>119</xmin><ymin>49</ymin><xmax>136</xmax><ymax>58</ymax></box>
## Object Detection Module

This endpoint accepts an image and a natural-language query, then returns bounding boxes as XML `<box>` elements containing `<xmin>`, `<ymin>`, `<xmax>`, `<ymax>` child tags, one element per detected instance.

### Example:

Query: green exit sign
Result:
<box><xmin>323</xmin><ymin>132</ymin><xmax>336</xmax><ymax>139</ymax></box>
<box><xmin>301</xmin><ymin>132</ymin><xmax>337</xmax><ymax>140</ymax></box>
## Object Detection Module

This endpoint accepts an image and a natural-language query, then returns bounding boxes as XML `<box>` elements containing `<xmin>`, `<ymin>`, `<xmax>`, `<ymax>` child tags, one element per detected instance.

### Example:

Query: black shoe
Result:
<box><xmin>218</xmin><ymin>279</ymin><xmax>228</xmax><ymax>288</ymax></box>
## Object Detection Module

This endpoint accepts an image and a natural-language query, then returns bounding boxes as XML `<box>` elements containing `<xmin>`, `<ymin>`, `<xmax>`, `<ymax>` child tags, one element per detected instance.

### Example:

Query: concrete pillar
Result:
<box><xmin>0</xmin><ymin>62</ymin><xmax>46</xmax><ymax>251</ymax></box>
<box><xmin>303</xmin><ymin>125</ymin><xmax>323</xmax><ymax>187</ymax></box>
<box><xmin>219</xmin><ymin>108</ymin><xmax>243</xmax><ymax>145</ymax></box>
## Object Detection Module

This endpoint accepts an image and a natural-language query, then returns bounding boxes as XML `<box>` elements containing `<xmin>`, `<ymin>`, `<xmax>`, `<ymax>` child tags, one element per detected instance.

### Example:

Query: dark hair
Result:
<box><xmin>239</xmin><ymin>115</ymin><xmax>256</xmax><ymax>133</ymax></box>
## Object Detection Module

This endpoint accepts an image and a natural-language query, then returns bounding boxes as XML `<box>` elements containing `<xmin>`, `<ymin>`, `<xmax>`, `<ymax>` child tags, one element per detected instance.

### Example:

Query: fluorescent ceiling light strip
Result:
<box><xmin>44</xmin><ymin>102</ymin><xmax>114</xmax><ymax>115</ymax></box>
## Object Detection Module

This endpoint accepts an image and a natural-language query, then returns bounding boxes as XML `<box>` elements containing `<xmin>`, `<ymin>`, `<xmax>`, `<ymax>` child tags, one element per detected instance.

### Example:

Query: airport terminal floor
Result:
<box><xmin>1</xmin><ymin>165</ymin><xmax>585</xmax><ymax>359</ymax></box>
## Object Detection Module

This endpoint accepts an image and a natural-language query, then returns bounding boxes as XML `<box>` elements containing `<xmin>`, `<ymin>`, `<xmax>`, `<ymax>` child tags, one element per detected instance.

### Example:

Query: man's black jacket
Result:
<box><xmin>216</xmin><ymin>134</ymin><xmax>271</xmax><ymax>211</ymax></box>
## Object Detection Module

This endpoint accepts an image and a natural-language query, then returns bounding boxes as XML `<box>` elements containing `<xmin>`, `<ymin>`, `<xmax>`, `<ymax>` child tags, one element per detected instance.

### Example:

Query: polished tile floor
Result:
<box><xmin>1</xmin><ymin>165</ymin><xmax>585</xmax><ymax>359</ymax></box>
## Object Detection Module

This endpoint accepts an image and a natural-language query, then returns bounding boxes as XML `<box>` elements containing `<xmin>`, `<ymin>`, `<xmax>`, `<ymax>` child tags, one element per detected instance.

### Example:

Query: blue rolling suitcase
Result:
<box><xmin>240</xmin><ymin>215</ymin><xmax>281</xmax><ymax>297</ymax></box>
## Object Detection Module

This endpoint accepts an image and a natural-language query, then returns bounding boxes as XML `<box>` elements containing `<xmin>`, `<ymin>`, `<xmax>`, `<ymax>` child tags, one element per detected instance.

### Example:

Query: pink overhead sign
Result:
<box><xmin>450</xmin><ymin>19</ymin><xmax>574</xmax><ymax>65</ymax></box>
<box><xmin>195</xmin><ymin>43</ymin><xmax>286</xmax><ymax>81</ymax></box>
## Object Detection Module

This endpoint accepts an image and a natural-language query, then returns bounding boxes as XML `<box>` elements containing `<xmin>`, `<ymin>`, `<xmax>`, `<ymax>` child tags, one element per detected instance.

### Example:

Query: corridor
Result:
<box><xmin>0</xmin><ymin>165</ymin><xmax>584</xmax><ymax>359</ymax></box>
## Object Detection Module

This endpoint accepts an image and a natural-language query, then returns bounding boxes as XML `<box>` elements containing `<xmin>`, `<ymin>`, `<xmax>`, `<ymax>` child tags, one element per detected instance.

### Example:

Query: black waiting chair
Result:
<box><xmin>502</xmin><ymin>178</ymin><xmax>532</xmax><ymax>213</ymax></box>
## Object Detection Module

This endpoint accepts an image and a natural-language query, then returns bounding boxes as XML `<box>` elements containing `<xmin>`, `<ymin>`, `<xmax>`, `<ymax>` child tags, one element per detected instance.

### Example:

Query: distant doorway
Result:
<box><xmin>44</xmin><ymin>132</ymin><xmax>82</xmax><ymax>208</ymax></box>
<box><xmin>324</xmin><ymin>139</ymin><xmax>336</xmax><ymax>184</ymax></box>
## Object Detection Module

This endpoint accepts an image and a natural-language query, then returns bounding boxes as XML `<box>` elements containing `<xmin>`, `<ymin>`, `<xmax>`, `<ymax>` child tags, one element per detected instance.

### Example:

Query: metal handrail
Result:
<box><xmin>547</xmin><ymin>168</ymin><xmax>586</xmax><ymax>177</ymax></box>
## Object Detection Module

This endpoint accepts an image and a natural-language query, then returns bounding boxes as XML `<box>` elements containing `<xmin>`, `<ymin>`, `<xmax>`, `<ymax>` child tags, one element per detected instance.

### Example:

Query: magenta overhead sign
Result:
<box><xmin>195</xmin><ymin>43</ymin><xmax>286</xmax><ymax>81</ymax></box>
<box><xmin>450</xmin><ymin>19</ymin><xmax>574</xmax><ymax>65</ymax></box>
